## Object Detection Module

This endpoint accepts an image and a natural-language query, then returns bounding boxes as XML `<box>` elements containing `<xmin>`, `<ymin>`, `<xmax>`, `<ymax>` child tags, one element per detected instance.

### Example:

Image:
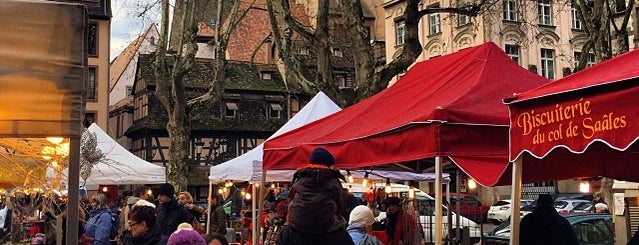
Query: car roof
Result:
<box><xmin>562</xmin><ymin>213</ymin><xmax>612</xmax><ymax>221</ymax></box>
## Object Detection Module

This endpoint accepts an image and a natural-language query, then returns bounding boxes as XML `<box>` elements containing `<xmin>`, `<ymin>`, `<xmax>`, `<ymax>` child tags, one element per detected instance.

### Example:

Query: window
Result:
<box><xmin>572</xmin><ymin>7</ymin><xmax>582</xmax><ymax>29</ymax></box>
<box><xmin>88</xmin><ymin>23</ymin><xmax>98</xmax><ymax>56</ymax></box>
<box><xmin>574</xmin><ymin>51</ymin><xmax>596</xmax><ymax>67</ymax></box>
<box><xmin>126</xmin><ymin>86</ymin><xmax>133</xmax><ymax>96</ymax></box>
<box><xmin>538</xmin><ymin>0</ymin><xmax>553</xmax><ymax>25</ymax></box>
<box><xmin>332</xmin><ymin>48</ymin><xmax>343</xmax><ymax>57</ymax></box>
<box><xmin>458</xmin><ymin>14</ymin><xmax>470</xmax><ymax>26</ymax></box>
<box><xmin>335</xmin><ymin>74</ymin><xmax>352</xmax><ymax>88</ymax></box>
<box><xmin>395</xmin><ymin>20</ymin><xmax>405</xmax><ymax>46</ymax></box>
<box><xmin>541</xmin><ymin>48</ymin><xmax>555</xmax><ymax>79</ymax></box>
<box><xmin>261</xmin><ymin>72</ymin><xmax>272</xmax><ymax>80</ymax></box>
<box><xmin>429</xmin><ymin>14</ymin><xmax>441</xmax><ymax>35</ymax></box>
<box><xmin>148</xmin><ymin>36</ymin><xmax>156</xmax><ymax>45</ymax></box>
<box><xmin>84</xmin><ymin>112</ymin><xmax>96</xmax><ymax>128</ymax></box>
<box><xmin>225</xmin><ymin>102</ymin><xmax>238</xmax><ymax>118</ymax></box>
<box><xmin>505</xmin><ymin>45</ymin><xmax>520</xmax><ymax>64</ymax></box>
<box><xmin>133</xmin><ymin>94</ymin><xmax>148</xmax><ymax>120</ymax></box>
<box><xmin>503</xmin><ymin>0</ymin><xmax>519</xmax><ymax>21</ymax></box>
<box><xmin>87</xmin><ymin>67</ymin><xmax>96</xmax><ymax>100</ymax></box>
<box><xmin>268</xmin><ymin>103</ymin><xmax>282</xmax><ymax>119</ymax></box>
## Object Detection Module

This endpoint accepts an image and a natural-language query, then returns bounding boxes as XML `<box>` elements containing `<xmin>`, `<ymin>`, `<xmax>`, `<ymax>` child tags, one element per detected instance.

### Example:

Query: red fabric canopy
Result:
<box><xmin>504</xmin><ymin>47</ymin><xmax>639</xmax><ymax>184</ymax></box>
<box><xmin>263</xmin><ymin>42</ymin><xmax>550</xmax><ymax>186</ymax></box>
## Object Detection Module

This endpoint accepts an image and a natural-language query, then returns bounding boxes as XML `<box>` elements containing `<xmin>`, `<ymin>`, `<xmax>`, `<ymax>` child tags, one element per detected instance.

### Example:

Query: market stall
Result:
<box><xmin>0</xmin><ymin>1</ymin><xmax>86</xmax><ymax>243</ymax></box>
<box><xmin>61</xmin><ymin>123</ymin><xmax>166</xmax><ymax>189</ymax></box>
<box><xmin>504</xmin><ymin>47</ymin><xmax>639</xmax><ymax>245</ymax></box>
<box><xmin>263</xmin><ymin>42</ymin><xmax>550</xmax><ymax>244</ymax></box>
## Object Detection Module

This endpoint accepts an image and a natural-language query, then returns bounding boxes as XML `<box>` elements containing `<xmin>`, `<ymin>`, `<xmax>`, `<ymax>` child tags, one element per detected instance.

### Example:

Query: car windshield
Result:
<box><xmin>492</xmin><ymin>200</ymin><xmax>510</xmax><ymax>206</ymax></box>
<box><xmin>554</xmin><ymin>201</ymin><xmax>568</xmax><ymax>209</ymax></box>
<box><xmin>572</xmin><ymin>202</ymin><xmax>593</xmax><ymax>211</ymax></box>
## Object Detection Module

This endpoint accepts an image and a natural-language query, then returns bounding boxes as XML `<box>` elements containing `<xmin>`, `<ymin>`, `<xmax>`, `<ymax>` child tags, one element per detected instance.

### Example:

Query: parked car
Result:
<box><xmin>555</xmin><ymin>199</ymin><xmax>591</xmax><ymax>214</ymax></box>
<box><xmin>487</xmin><ymin>199</ymin><xmax>534</xmax><ymax>224</ymax></box>
<box><xmin>437</xmin><ymin>192</ymin><xmax>490</xmax><ymax>222</ymax></box>
<box><xmin>350</xmin><ymin>184</ymin><xmax>482</xmax><ymax>244</ymax></box>
<box><xmin>483</xmin><ymin>213</ymin><xmax>614</xmax><ymax>244</ymax></box>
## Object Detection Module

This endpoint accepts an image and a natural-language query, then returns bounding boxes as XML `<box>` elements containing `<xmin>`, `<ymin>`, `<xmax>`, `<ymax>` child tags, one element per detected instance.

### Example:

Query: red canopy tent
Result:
<box><xmin>504</xmin><ymin>47</ymin><xmax>639</xmax><ymax>245</ymax></box>
<box><xmin>504</xmin><ymin>47</ymin><xmax>639</xmax><ymax>183</ymax></box>
<box><xmin>263</xmin><ymin>42</ymin><xmax>550</xmax><ymax>187</ymax></box>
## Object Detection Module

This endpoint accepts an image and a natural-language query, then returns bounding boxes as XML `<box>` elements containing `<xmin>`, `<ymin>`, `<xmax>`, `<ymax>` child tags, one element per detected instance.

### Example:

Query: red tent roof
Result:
<box><xmin>503</xmin><ymin>47</ymin><xmax>639</xmax><ymax>184</ymax></box>
<box><xmin>264</xmin><ymin>42</ymin><xmax>550</xmax><ymax>186</ymax></box>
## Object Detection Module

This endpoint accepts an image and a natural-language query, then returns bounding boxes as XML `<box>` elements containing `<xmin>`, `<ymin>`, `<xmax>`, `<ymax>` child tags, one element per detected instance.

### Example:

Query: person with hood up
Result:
<box><xmin>347</xmin><ymin>206</ymin><xmax>384</xmax><ymax>245</ymax></box>
<box><xmin>519</xmin><ymin>194</ymin><xmax>578</xmax><ymax>245</ymax></box>
<box><xmin>156</xmin><ymin>183</ymin><xmax>192</xmax><ymax>236</ymax></box>
<box><xmin>276</xmin><ymin>147</ymin><xmax>355</xmax><ymax>245</ymax></box>
<box><xmin>167</xmin><ymin>223</ymin><xmax>206</xmax><ymax>245</ymax></box>
<box><xmin>120</xmin><ymin>205</ymin><xmax>168</xmax><ymax>245</ymax></box>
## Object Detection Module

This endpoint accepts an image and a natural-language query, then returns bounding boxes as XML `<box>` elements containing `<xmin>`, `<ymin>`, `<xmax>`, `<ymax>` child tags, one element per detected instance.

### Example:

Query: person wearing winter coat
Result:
<box><xmin>119</xmin><ymin>205</ymin><xmax>168</xmax><ymax>245</ymax></box>
<box><xmin>384</xmin><ymin>197</ymin><xmax>418</xmax><ymax>245</ymax></box>
<box><xmin>156</xmin><ymin>183</ymin><xmax>193</xmax><ymax>236</ymax></box>
<box><xmin>347</xmin><ymin>206</ymin><xmax>384</xmax><ymax>245</ymax></box>
<box><xmin>178</xmin><ymin>191</ymin><xmax>206</xmax><ymax>234</ymax></box>
<box><xmin>208</xmin><ymin>194</ymin><xmax>228</xmax><ymax>235</ymax></box>
<box><xmin>519</xmin><ymin>194</ymin><xmax>578</xmax><ymax>245</ymax></box>
<box><xmin>85</xmin><ymin>193</ymin><xmax>113</xmax><ymax>245</ymax></box>
<box><xmin>276</xmin><ymin>147</ymin><xmax>354</xmax><ymax>245</ymax></box>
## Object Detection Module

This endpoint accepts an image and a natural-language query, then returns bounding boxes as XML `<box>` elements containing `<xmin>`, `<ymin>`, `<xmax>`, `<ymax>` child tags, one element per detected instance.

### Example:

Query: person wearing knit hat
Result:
<box><xmin>167</xmin><ymin>223</ymin><xmax>206</xmax><ymax>245</ymax></box>
<box><xmin>278</xmin><ymin>147</ymin><xmax>354</xmax><ymax>245</ymax></box>
<box><xmin>347</xmin><ymin>206</ymin><xmax>384</xmax><ymax>245</ymax></box>
<box><xmin>309</xmin><ymin>147</ymin><xmax>335</xmax><ymax>166</ymax></box>
<box><xmin>156</xmin><ymin>183</ymin><xmax>193</xmax><ymax>237</ymax></box>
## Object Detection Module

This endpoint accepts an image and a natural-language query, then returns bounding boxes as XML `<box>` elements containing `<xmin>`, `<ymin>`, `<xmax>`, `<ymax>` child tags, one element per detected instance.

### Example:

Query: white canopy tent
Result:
<box><xmin>61</xmin><ymin>123</ymin><xmax>166</xmax><ymax>189</ymax></box>
<box><xmin>209</xmin><ymin>91</ymin><xmax>341</xmax><ymax>182</ymax></box>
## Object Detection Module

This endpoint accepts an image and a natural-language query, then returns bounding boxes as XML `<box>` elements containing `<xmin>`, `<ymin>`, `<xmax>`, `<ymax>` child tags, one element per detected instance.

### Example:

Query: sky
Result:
<box><xmin>110</xmin><ymin>0</ymin><xmax>162</xmax><ymax>61</ymax></box>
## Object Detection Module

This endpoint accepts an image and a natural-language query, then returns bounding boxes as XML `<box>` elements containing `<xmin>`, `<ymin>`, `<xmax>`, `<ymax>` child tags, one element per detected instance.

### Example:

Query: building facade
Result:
<box><xmin>83</xmin><ymin>0</ymin><xmax>111</xmax><ymax>129</ymax></box>
<box><xmin>109</xmin><ymin>25</ymin><xmax>160</xmax><ymax>147</ymax></box>
<box><xmin>380</xmin><ymin>0</ymin><xmax>630</xmax><ymax>202</ymax></box>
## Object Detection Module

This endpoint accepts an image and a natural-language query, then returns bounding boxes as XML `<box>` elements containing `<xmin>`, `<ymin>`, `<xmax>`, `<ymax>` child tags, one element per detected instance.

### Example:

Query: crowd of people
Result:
<box><xmin>56</xmin><ymin>147</ymin><xmax>432</xmax><ymax>245</ymax></box>
<box><xmin>21</xmin><ymin>146</ymin><xmax>635</xmax><ymax>245</ymax></box>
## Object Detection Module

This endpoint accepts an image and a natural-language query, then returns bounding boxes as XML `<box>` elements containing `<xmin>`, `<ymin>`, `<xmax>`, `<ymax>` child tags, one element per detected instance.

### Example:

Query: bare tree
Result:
<box><xmin>267</xmin><ymin>0</ymin><xmax>490</xmax><ymax>105</ymax></box>
<box><xmin>573</xmin><ymin>0</ymin><xmax>635</xmax><ymax>71</ymax></box>
<box><xmin>152</xmin><ymin>0</ymin><xmax>254</xmax><ymax>190</ymax></box>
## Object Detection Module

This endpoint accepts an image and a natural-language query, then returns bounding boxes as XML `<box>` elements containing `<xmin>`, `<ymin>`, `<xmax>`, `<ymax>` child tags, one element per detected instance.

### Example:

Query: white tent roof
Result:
<box><xmin>209</xmin><ymin>92</ymin><xmax>341</xmax><ymax>182</ymax></box>
<box><xmin>63</xmin><ymin>123</ymin><xmax>166</xmax><ymax>188</ymax></box>
<box><xmin>209</xmin><ymin>92</ymin><xmax>449</xmax><ymax>183</ymax></box>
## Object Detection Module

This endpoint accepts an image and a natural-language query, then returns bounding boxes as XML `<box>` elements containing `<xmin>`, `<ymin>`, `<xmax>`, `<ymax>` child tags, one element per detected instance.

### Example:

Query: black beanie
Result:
<box><xmin>309</xmin><ymin>147</ymin><xmax>335</xmax><ymax>166</ymax></box>
<box><xmin>157</xmin><ymin>183</ymin><xmax>175</xmax><ymax>197</ymax></box>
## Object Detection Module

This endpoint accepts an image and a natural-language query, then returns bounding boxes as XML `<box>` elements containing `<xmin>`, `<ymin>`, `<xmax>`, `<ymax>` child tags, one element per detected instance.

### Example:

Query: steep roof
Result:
<box><xmin>137</xmin><ymin>54</ymin><xmax>299</xmax><ymax>92</ymax></box>
<box><xmin>109</xmin><ymin>24</ymin><xmax>159</xmax><ymax>91</ymax></box>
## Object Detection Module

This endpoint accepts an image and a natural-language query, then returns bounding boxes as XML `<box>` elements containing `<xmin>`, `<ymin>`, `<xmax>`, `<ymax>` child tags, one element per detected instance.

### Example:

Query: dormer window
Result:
<box><xmin>225</xmin><ymin>102</ymin><xmax>238</xmax><ymax>117</ymax></box>
<box><xmin>269</xmin><ymin>103</ymin><xmax>282</xmax><ymax>119</ymax></box>
<box><xmin>332</xmin><ymin>48</ymin><xmax>343</xmax><ymax>57</ymax></box>
<box><xmin>261</xmin><ymin>71</ymin><xmax>272</xmax><ymax>80</ymax></box>
<box><xmin>299</xmin><ymin>47</ymin><xmax>309</xmax><ymax>55</ymax></box>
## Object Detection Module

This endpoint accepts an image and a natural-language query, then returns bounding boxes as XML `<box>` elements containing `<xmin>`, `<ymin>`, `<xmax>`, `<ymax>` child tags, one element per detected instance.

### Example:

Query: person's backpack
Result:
<box><xmin>102</xmin><ymin>211</ymin><xmax>119</xmax><ymax>239</ymax></box>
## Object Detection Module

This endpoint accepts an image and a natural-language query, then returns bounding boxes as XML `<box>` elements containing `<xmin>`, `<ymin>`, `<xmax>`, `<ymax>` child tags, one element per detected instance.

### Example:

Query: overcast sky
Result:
<box><xmin>110</xmin><ymin>0</ymin><xmax>162</xmax><ymax>61</ymax></box>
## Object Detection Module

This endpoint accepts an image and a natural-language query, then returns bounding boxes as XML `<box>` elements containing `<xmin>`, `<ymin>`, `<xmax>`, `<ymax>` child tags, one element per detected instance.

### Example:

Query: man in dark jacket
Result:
<box><xmin>208</xmin><ymin>193</ymin><xmax>228</xmax><ymax>235</ymax></box>
<box><xmin>155</xmin><ymin>183</ymin><xmax>192</xmax><ymax>236</ymax></box>
<box><xmin>520</xmin><ymin>194</ymin><xmax>578</xmax><ymax>245</ymax></box>
<box><xmin>277</xmin><ymin>147</ymin><xmax>355</xmax><ymax>245</ymax></box>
